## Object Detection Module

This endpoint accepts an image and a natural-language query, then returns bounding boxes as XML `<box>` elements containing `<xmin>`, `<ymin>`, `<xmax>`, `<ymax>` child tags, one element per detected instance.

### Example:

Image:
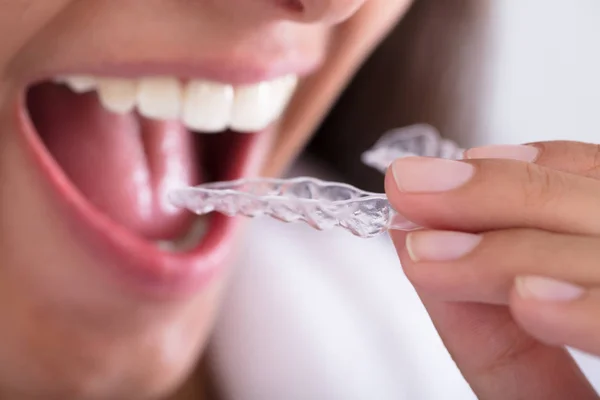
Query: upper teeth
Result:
<box><xmin>54</xmin><ymin>74</ymin><xmax>298</xmax><ymax>133</ymax></box>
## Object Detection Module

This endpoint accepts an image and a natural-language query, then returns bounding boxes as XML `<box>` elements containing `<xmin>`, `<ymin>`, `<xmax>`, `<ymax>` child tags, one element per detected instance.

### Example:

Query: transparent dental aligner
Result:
<box><xmin>169</xmin><ymin>177</ymin><xmax>419</xmax><ymax>238</ymax></box>
<box><xmin>361</xmin><ymin>124</ymin><xmax>464</xmax><ymax>173</ymax></box>
<box><xmin>169</xmin><ymin>124</ymin><xmax>462</xmax><ymax>238</ymax></box>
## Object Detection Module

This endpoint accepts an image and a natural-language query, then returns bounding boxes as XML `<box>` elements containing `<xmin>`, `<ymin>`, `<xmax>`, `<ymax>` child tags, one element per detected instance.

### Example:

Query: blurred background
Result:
<box><xmin>209</xmin><ymin>1</ymin><xmax>600</xmax><ymax>399</ymax></box>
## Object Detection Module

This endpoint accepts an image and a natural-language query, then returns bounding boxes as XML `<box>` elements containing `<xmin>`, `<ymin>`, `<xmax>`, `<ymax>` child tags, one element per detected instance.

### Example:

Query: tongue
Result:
<box><xmin>27</xmin><ymin>84</ymin><xmax>200</xmax><ymax>240</ymax></box>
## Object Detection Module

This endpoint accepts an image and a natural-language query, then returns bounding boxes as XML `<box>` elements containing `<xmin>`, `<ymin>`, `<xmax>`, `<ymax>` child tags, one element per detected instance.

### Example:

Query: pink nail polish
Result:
<box><xmin>465</xmin><ymin>145</ymin><xmax>539</xmax><ymax>162</ymax></box>
<box><xmin>406</xmin><ymin>231</ymin><xmax>482</xmax><ymax>262</ymax></box>
<box><xmin>516</xmin><ymin>276</ymin><xmax>585</xmax><ymax>302</ymax></box>
<box><xmin>392</xmin><ymin>157</ymin><xmax>474</xmax><ymax>193</ymax></box>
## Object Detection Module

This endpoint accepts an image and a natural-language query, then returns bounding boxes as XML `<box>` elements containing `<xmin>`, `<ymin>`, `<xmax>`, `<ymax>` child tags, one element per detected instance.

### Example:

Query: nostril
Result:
<box><xmin>273</xmin><ymin>0</ymin><xmax>364</xmax><ymax>24</ymax></box>
<box><xmin>276</xmin><ymin>0</ymin><xmax>305</xmax><ymax>13</ymax></box>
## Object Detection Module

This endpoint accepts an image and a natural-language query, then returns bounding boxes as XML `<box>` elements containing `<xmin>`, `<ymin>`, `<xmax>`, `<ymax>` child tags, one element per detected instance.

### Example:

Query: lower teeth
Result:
<box><xmin>155</xmin><ymin>216</ymin><xmax>210</xmax><ymax>253</ymax></box>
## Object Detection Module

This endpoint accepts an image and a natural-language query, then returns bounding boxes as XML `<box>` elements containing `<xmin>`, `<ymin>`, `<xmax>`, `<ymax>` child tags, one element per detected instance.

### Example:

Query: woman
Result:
<box><xmin>1</xmin><ymin>1</ymin><xmax>599</xmax><ymax>400</ymax></box>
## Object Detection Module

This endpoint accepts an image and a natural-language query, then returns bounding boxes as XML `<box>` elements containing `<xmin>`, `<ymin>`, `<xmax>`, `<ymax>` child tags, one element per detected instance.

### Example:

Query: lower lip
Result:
<box><xmin>15</xmin><ymin>90</ymin><xmax>266</xmax><ymax>299</ymax></box>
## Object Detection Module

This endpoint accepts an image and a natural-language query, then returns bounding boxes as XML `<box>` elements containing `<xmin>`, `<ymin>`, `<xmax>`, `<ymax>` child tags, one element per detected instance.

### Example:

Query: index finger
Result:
<box><xmin>384</xmin><ymin>157</ymin><xmax>600</xmax><ymax>235</ymax></box>
<box><xmin>466</xmin><ymin>141</ymin><xmax>600</xmax><ymax>180</ymax></box>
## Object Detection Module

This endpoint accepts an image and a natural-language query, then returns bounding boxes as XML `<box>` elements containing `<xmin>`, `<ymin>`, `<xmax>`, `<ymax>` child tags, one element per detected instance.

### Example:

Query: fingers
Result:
<box><xmin>511</xmin><ymin>280</ymin><xmax>600</xmax><ymax>356</ymax></box>
<box><xmin>386</xmin><ymin>141</ymin><xmax>600</xmax><ymax>397</ymax></box>
<box><xmin>391</xmin><ymin>233</ymin><xmax>599</xmax><ymax>400</ymax></box>
<box><xmin>466</xmin><ymin>141</ymin><xmax>600</xmax><ymax>179</ymax></box>
<box><xmin>384</xmin><ymin>156</ymin><xmax>600</xmax><ymax>235</ymax></box>
<box><xmin>397</xmin><ymin>228</ymin><xmax>600</xmax><ymax>356</ymax></box>
<box><xmin>397</xmin><ymin>229</ymin><xmax>600</xmax><ymax>304</ymax></box>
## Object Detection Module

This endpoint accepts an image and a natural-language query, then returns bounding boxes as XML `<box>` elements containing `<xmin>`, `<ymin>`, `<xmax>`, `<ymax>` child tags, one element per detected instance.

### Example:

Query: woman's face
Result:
<box><xmin>0</xmin><ymin>1</ymin><xmax>411</xmax><ymax>398</ymax></box>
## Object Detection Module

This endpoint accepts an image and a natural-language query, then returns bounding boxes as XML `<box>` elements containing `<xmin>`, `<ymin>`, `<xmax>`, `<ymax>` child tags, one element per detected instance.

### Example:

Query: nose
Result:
<box><xmin>275</xmin><ymin>0</ymin><xmax>367</xmax><ymax>24</ymax></box>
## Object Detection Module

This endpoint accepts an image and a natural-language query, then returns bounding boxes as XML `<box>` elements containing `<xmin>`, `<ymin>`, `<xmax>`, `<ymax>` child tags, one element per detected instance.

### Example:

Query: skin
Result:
<box><xmin>386</xmin><ymin>142</ymin><xmax>600</xmax><ymax>399</ymax></box>
<box><xmin>0</xmin><ymin>1</ymin><xmax>412</xmax><ymax>399</ymax></box>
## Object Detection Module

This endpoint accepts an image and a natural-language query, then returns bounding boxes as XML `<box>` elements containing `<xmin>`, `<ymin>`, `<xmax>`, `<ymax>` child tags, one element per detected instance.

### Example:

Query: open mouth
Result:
<box><xmin>18</xmin><ymin>73</ymin><xmax>297</xmax><ymax>295</ymax></box>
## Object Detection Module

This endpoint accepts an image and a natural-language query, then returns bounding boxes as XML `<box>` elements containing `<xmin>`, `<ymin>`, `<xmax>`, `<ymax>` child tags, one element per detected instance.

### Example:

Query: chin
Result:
<box><xmin>0</xmin><ymin>298</ymin><xmax>218</xmax><ymax>399</ymax></box>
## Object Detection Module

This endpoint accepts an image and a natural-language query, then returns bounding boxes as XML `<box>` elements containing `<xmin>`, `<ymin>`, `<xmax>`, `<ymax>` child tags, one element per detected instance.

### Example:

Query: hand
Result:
<box><xmin>385</xmin><ymin>141</ymin><xmax>600</xmax><ymax>399</ymax></box>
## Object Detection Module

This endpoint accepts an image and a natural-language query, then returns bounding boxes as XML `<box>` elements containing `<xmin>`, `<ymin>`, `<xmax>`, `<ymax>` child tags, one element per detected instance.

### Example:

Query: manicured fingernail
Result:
<box><xmin>464</xmin><ymin>145</ymin><xmax>539</xmax><ymax>162</ymax></box>
<box><xmin>406</xmin><ymin>231</ymin><xmax>482</xmax><ymax>262</ymax></box>
<box><xmin>392</xmin><ymin>157</ymin><xmax>474</xmax><ymax>193</ymax></box>
<box><xmin>516</xmin><ymin>276</ymin><xmax>585</xmax><ymax>302</ymax></box>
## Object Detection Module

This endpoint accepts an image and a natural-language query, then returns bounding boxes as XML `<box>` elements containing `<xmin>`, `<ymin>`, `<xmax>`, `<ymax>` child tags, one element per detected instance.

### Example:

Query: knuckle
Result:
<box><xmin>520</xmin><ymin>163</ymin><xmax>566</xmax><ymax>209</ymax></box>
<box><xmin>485</xmin><ymin>325</ymin><xmax>543</xmax><ymax>374</ymax></box>
<box><xmin>474</xmin><ymin>313</ymin><xmax>545</xmax><ymax>376</ymax></box>
<box><xmin>549</xmin><ymin>141</ymin><xmax>600</xmax><ymax>179</ymax></box>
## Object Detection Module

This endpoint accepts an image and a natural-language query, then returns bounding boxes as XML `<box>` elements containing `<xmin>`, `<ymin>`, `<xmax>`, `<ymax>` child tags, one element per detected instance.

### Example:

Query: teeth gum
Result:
<box><xmin>53</xmin><ymin>74</ymin><xmax>298</xmax><ymax>133</ymax></box>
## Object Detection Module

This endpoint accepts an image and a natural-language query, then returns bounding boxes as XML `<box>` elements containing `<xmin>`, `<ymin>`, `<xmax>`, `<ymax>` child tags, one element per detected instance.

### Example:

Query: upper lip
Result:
<box><xmin>19</xmin><ymin>53</ymin><xmax>320</xmax><ymax>89</ymax></box>
<box><xmin>9</xmin><ymin>7</ymin><xmax>327</xmax><ymax>89</ymax></box>
<box><xmin>49</xmin><ymin>59</ymin><xmax>316</xmax><ymax>84</ymax></box>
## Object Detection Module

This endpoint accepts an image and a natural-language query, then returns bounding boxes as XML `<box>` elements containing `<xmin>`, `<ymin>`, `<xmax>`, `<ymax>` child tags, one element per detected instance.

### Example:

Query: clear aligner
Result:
<box><xmin>361</xmin><ymin>124</ymin><xmax>464</xmax><ymax>173</ymax></box>
<box><xmin>169</xmin><ymin>124</ymin><xmax>462</xmax><ymax>238</ymax></box>
<box><xmin>169</xmin><ymin>177</ymin><xmax>419</xmax><ymax>238</ymax></box>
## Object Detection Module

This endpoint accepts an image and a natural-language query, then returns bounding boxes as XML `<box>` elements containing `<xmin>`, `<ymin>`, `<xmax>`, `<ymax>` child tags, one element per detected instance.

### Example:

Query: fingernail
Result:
<box><xmin>406</xmin><ymin>231</ymin><xmax>482</xmax><ymax>262</ymax></box>
<box><xmin>516</xmin><ymin>276</ymin><xmax>585</xmax><ymax>302</ymax></box>
<box><xmin>392</xmin><ymin>157</ymin><xmax>474</xmax><ymax>193</ymax></box>
<box><xmin>464</xmin><ymin>145</ymin><xmax>539</xmax><ymax>162</ymax></box>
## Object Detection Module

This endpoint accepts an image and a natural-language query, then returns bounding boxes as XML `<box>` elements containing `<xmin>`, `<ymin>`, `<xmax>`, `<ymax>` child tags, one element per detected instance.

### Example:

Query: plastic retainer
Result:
<box><xmin>169</xmin><ymin>177</ymin><xmax>418</xmax><ymax>238</ymax></box>
<box><xmin>168</xmin><ymin>124</ymin><xmax>462</xmax><ymax>237</ymax></box>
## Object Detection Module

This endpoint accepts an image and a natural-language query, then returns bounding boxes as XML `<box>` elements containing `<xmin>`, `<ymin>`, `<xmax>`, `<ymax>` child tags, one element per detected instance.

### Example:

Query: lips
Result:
<box><xmin>16</xmin><ymin>71</ymin><xmax>297</xmax><ymax>297</ymax></box>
